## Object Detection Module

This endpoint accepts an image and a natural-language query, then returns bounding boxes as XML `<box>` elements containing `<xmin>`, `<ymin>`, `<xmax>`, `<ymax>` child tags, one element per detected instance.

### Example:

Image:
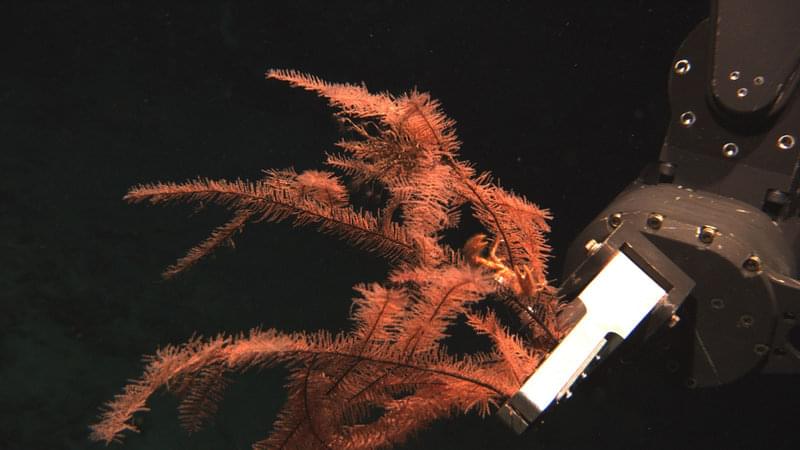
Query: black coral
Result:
<box><xmin>91</xmin><ymin>70</ymin><xmax>560</xmax><ymax>449</ymax></box>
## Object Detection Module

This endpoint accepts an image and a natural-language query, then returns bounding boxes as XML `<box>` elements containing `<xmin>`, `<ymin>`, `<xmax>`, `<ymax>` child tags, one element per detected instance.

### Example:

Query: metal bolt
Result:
<box><xmin>710</xmin><ymin>297</ymin><xmax>725</xmax><ymax>310</ymax></box>
<box><xmin>698</xmin><ymin>225</ymin><xmax>717</xmax><ymax>244</ymax></box>
<box><xmin>743</xmin><ymin>255</ymin><xmax>762</xmax><ymax>273</ymax></box>
<box><xmin>680</xmin><ymin>111</ymin><xmax>696</xmax><ymax>127</ymax></box>
<box><xmin>737</xmin><ymin>87</ymin><xmax>749</xmax><ymax>97</ymax></box>
<box><xmin>646</xmin><ymin>213</ymin><xmax>664</xmax><ymax>230</ymax></box>
<box><xmin>722</xmin><ymin>142</ymin><xmax>739</xmax><ymax>158</ymax></box>
<box><xmin>777</xmin><ymin>134</ymin><xmax>795</xmax><ymax>150</ymax></box>
<box><xmin>674</xmin><ymin>59</ymin><xmax>691</xmax><ymax>75</ymax></box>
<box><xmin>738</xmin><ymin>314</ymin><xmax>754</xmax><ymax>328</ymax></box>
<box><xmin>729</xmin><ymin>70</ymin><xmax>740</xmax><ymax>80</ymax></box>
<box><xmin>584</xmin><ymin>239</ymin><xmax>602</xmax><ymax>255</ymax></box>
<box><xmin>753</xmin><ymin>75</ymin><xmax>765</xmax><ymax>85</ymax></box>
<box><xmin>608</xmin><ymin>213</ymin><xmax>623</xmax><ymax>228</ymax></box>
<box><xmin>753</xmin><ymin>344</ymin><xmax>770</xmax><ymax>356</ymax></box>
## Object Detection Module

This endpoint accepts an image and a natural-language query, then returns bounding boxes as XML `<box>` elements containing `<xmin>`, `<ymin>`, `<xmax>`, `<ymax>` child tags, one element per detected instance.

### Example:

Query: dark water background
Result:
<box><xmin>2</xmin><ymin>1</ymin><xmax>798</xmax><ymax>449</ymax></box>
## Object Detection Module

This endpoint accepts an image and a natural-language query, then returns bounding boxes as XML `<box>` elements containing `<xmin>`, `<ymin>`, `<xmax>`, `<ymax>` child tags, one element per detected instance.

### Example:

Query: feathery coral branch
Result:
<box><xmin>94</xmin><ymin>70</ymin><xmax>559</xmax><ymax>450</ymax></box>
<box><xmin>125</xmin><ymin>171</ymin><xmax>418</xmax><ymax>275</ymax></box>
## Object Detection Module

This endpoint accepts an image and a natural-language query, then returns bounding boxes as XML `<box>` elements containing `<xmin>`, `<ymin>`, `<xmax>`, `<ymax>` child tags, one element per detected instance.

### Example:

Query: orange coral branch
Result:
<box><xmin>94</xmin><ymin>70</ymin><xmax>558</xmax><ymax>450</ymax></box>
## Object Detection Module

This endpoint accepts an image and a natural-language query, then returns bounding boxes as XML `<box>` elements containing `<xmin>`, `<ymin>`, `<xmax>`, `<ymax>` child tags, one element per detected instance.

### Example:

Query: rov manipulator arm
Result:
<box><xmin>499</xmin><ymin>0</ymin><xmax>800</xmax><ymax>433</ymax></box>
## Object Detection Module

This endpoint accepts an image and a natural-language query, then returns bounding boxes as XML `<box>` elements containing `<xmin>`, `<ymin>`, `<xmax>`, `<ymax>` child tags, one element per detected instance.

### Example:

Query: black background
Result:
<box><xmin>2</xmin><ymin>1</ymin><xmax>797</xmax><ymax>449</ymax></box>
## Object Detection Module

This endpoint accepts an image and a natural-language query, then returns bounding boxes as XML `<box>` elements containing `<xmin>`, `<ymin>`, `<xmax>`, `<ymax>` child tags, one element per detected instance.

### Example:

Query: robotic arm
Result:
<box><xmin>500</xmin><ymin>0</ymin><xmax>800</xmax><ymax>432</ymax></box>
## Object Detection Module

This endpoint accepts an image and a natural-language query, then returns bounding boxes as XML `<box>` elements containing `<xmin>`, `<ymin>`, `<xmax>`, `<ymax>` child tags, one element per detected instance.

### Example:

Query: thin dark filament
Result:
<box><xmin>275</xmin><ymin>420</ymin><xmax>302</xmax><ymax>450</ymax></box>
<box><xmin>284</xmin><ymin>348</ymin><xmax>506</xmax><ymax>396</ymax></box>
<box><xmin>301</xmin><ymin>356</ymin><xmax>332</xmax><ymax>450</ymax></box>
<box><xmin>326</xmin><ymin>294</ymin><xmax>393</xmax><ymax>395</ymax></box>
<box><xmin>347</xmin><ymin>279</ymin><xmax>476</xmax><ymax>402</ymax></box>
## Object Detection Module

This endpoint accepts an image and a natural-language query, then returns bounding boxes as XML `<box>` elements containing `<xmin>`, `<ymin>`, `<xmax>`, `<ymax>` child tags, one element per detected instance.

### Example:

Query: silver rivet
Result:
<box><xmin>680</xmin><ymin>111</ymin><xmax>696</xmax><ymax>127</ymax></box>
<box><xmin>729</xmin><ymin>71</ymin><xmax>741</xmax><ymax>80</ymax></box>
<box><xmin>737</xmin><ymin>87</ymin><xmax>748</xmax><ymax>97</ymax></box>
<box><xmin>753</xmin><ymin>75</ymin><xmax>765</xmax><ymax>85</ymax></box>
<box><xmin>722</xmin><ymin>142</ymin><xmax>739</xmax><ymax>158</ymax></box>
<box><xmin>778</xmin><ymin>134</ymin><xmax>795</xmax><ymax>150</ymax></box>
<box><xmin>674</xmin><ymin>59</ymin><xmax>691</xmax><ymax>75</ymax></box>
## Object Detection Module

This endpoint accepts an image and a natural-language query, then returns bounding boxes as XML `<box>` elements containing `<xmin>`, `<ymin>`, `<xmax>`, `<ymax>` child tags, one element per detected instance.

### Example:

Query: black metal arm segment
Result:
<box><xmin>563</xmin><ymin>0</ymin><xmax>800</xmax><ymax>388</ymax></box>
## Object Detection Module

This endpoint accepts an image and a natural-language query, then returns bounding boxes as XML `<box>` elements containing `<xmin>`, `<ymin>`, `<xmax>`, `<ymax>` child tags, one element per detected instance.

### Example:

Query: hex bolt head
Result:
<box><xmin>646</xmin><ymin>213</ymin><xmax>664</xmax><ymax>230</ymax></box>
<box><xmin>743</xmin><ymin>255</ymin><xmax>762</xmax><ymax>273</ymax></box>
<box><xmin>698</xmin><ymin>225</ymin><xmax>717</xmax><ymax>244</ymax></box>
<box><xmin>608</xmin><ymin>213</ymin><xmax>622</xmax><ymax>228</ymax></box>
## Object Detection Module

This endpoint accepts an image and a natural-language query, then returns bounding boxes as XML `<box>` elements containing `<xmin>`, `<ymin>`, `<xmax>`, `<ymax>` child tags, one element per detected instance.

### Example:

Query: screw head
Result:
<box><xmin>608</xmin><ymin>213</ymin><xmax>623</xmax><ymax>228</ymax></box>
<box><xmin>722</xmin><ymin>142</ymin><xmax>739</xmax><ymax>158</ymax></box>
<box><xmin>753</xmin><ymin>344</ymin><xmax>770</xmax><ymax>356</ymax></box>
<box><xmin>738</xmin><ymin>314</ymin><xmax>754</xmax><ymax>328</ymax></box>
<box><xmin>743</xmin><ymin>255</ymin><xmax>762</xmax><ymax>273</ymax></box>
<box><xmin>698</xmin><ymin>225</ymin><xmax>717</xmax><ymax>244</ymax></box>
<box><xmin>674</xmin><ymin>59</ymin><xmax>691</xmax><ymax>75</ymax></box>
<box><xmin>646</xmin><ymin>213</ymin><xmax>664</xmax><ymax>230</ymax></box>
<box><xmin>680</xmin><ymin>111</ymin><xmax>696</xmax><ymax>127</ymax></box>
<box><xmin>777</xmin><ymin>134</ymin><xmax>795</xmax><ymax>150</ymax></box>
<box><xmin>710</xmin><ymin>297</ymin><xmax>725</xmax><ymax>310</ymax></box>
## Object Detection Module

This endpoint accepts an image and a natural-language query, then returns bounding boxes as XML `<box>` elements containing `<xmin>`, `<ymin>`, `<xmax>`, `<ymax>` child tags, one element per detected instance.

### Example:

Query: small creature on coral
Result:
<box><xmin>90</xmin><ymin>69</ymin><xmax>563</xmax><ymax>449</ymax></box>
